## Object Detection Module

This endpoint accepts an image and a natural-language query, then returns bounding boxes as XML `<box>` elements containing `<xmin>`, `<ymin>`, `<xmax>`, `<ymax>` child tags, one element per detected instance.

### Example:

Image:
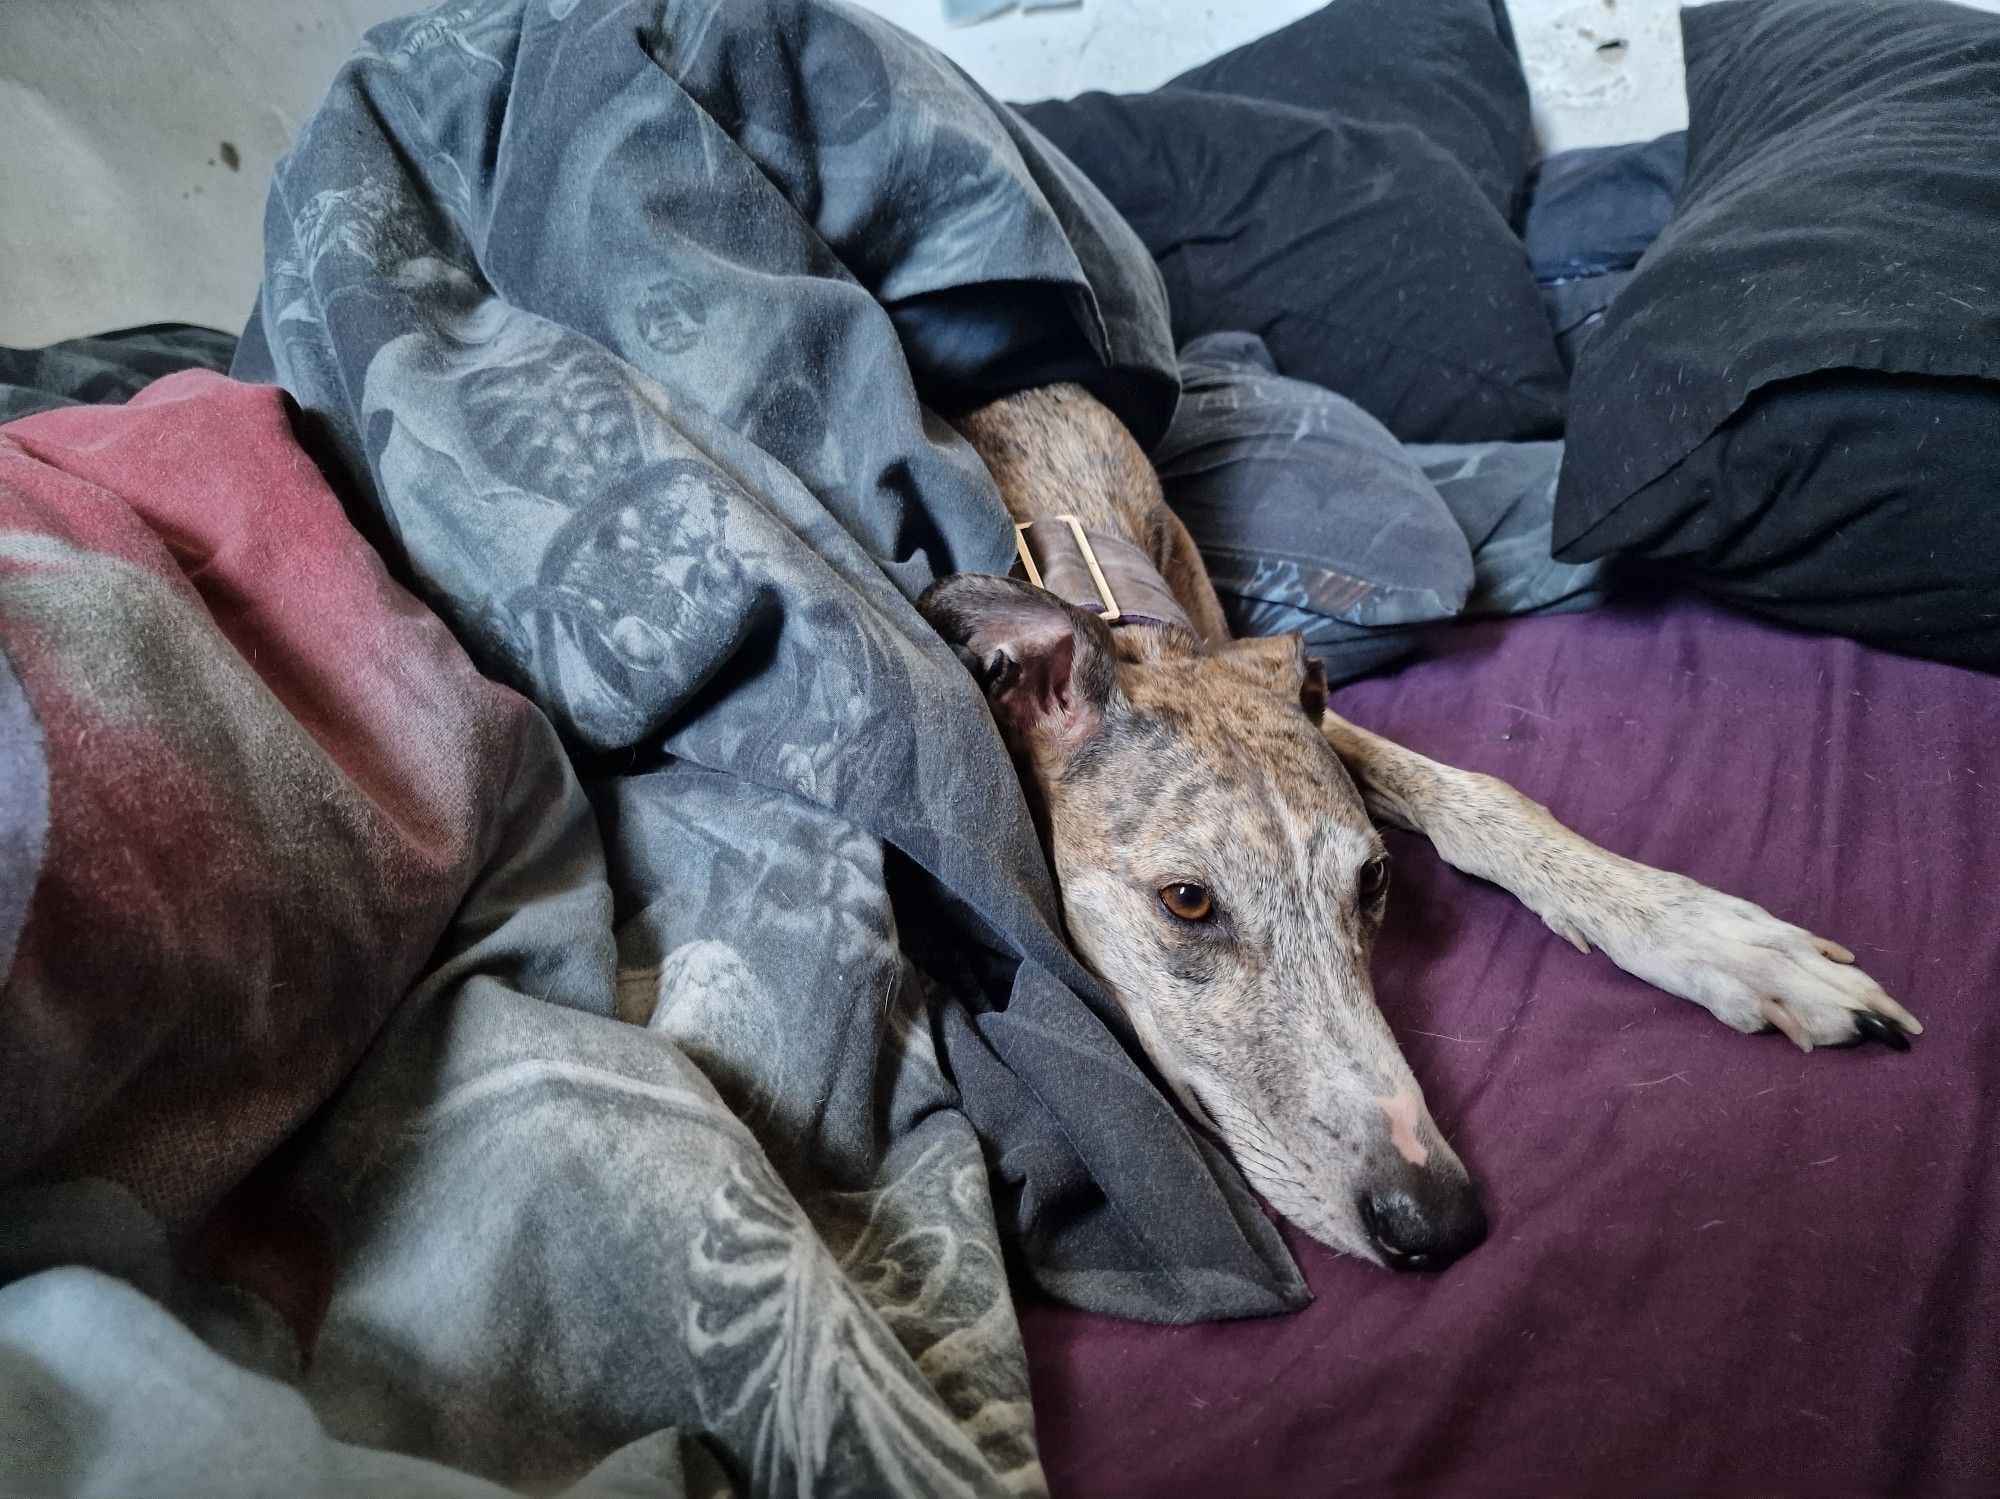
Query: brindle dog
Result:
<box><xmin>921</xmin><ymin>383</ymin><xmax>1921</xmax><ymax>1272</ymax></box>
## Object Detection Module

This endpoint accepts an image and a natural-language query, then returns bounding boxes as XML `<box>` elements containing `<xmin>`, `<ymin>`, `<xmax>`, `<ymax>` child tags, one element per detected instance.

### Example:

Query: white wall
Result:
<box><xmin>1514</xmin><ymin>0</ymin><xmax>1687</xmax><ymax>151</ymax></box>
<box><xmin>0</xmin><ymin>0</ymin><xmax>416</xmax><ymax>344</ymax></box>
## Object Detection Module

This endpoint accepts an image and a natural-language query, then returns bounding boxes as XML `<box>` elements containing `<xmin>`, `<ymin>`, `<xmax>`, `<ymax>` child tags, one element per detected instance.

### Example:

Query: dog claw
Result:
<box><xmin>1851</xmin><ymin>1011</ymin><xmax>1912</xmax><ymax>1052</ymax></box>
<box><xmin>1759</xmin><ymin>999</ymin><xmax>1815</xmax><ymax>1052</ymax></box>
<box><xmin>1814</xmin><ymin>937</ymin><xmax>1856</xmax><ymax>964</ymax></box>
<box><xmin>1874</xmin><ymin>994</ymin><xmax>1923</xmax><ymax>1035</ymax></box>
<box><xmin>1551</xmin><ymin>920</ymin><xmax>1591</xmax><ymax>954</ymax></box>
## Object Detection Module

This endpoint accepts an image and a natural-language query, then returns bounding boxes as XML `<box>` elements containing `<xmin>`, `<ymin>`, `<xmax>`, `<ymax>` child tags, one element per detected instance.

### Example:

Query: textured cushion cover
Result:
<box><xmin>1409</xmin><ymin>438</ymin><xmax>1607</xmax><ymax>622</ymax></box>
<box><xmin>1015</xmin><ymin>90</ymin><xmax>1566</xmax><ymax>444</ymax></box>
<box><xmin>1165</xmin><ymin>0</ymin><xmax>1534</xmax><ymax>222</ymax></box>
<box><xmin>1156</xmin><ymin>333</ymin><xmax>1473</xmax><ymax>679</ymax></box>
<box><xmin>1537</xmin><ymin>269</ymin><xmax>1632</xmax><ymax>376</ymax></box>
<box><xmin>1020</xmin><ymin>596</ymin><xmax>2000</xmax><ymax>1499</ymax></box>
<box><xmin>1157</xmin><ymin>334</ymin><xmax>1604</xmax><ymax>681</ymax></box>
<box><xmin>1554</xmin><ymin>0</ymin><xmax>2000</xmax><ymax>668</ymax></box>
<box><xmin>1522</xmin><ymin>132</ymin><xmax>1685</xmax><ymax>285</ymax></box>
<box><xmin>1523</xmin><ymin>132</ymin><xmax>1684</xmax><ymax>373</ymax></box>
<box><xmin>0</xmin><ymin>324</ymin><xmax>237</xmax><ymax>424</ymax></box>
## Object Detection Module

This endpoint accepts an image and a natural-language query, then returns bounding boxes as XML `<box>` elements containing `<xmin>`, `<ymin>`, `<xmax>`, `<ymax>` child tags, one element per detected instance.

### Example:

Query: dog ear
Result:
<box><xmin>1217</xmin><ymin>633</ymin><xmax>1326</xmax><ymax>721</ymax></box>
<box><xmin>918</xmin><ymin>574</ymin><xmax>1119</xmax><ymax>765</ymax></box>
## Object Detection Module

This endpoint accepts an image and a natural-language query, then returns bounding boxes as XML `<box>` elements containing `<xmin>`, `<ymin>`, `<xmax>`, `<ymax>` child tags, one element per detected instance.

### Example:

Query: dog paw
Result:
<box><xmin>1565</xmin><ymin>875</ymin><xmax>1921</xmax><ymax>1052</ymax></box>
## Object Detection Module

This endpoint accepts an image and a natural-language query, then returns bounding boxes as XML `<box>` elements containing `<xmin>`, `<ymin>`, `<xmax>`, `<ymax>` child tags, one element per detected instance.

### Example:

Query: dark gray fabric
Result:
<box><xmin>229</xmin><ymin>0</ymin><xmax>1301</xmax><ymax>1343</ymax></box>
<box><xmin>1538</xmin><ymin>270</ymin><xmax>1634</xmax><ymax>377</ymax></box>
<box><xmin>1410</xmin><ymin>440</ymin><xmax>1609</xmax><ymax>621</ymax></box>
<box><xmin>1159</xmin><ymin>335</ymin><xmax>1605</xmax><ymax>680</ymax></box>
<box><xmin>0</xmin><ymin>324</ymin><xmax>237</xmax><ymax>424</ymax></box>
<box><xmin>0</xmin><ymin>1164</ymin><xmax>746</xmax><ymax>1499</ymax></box>
<box><xmin>0</xmin><ymin>642</ymin><xmax>44</xmax><ymax>987</ymax></box>
<box><xmin>1521</xmin><ymin>134</ymin><xmax>1683</xmax><ymax>375</ymax></box>
<box><xmin>1523</xmin><ymin>133</ymin><xmax>1685</xmax><ymax>285</ymax></box>
<box><xmin>1156</xmin><ymin>332</ymin><xmax>1471</xmax><ymax>678</ymax></box>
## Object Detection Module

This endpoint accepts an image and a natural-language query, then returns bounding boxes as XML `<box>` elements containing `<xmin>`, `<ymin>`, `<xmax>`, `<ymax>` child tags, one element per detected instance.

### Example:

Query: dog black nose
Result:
<box><xmin>1359</xmin><ymin>1174</ymin><xmax>1488</xmax><ymax>1272</ymax></box>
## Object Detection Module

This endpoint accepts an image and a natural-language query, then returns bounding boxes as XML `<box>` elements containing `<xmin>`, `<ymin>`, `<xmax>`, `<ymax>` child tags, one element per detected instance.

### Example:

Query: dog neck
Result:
<box><xmin>1012</xmin><ymin>515</ymin><xmax>1196</xmax><ymax>633</ymax></box>
<box><xmin>950</xmin><ymin>382</ymin><xmax>1234</xmax><ymax>647</ymax></box>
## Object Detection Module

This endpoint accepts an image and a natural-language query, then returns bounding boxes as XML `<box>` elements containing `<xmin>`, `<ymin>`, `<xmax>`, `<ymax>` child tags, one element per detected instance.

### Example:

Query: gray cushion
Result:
<box><xmin>1409</xmin><ymin>440</ymin><xmax>1609</xmax><ymax>621</ymax></box>
<box><xmin>1158</xmin><ymin>333</ymin><xmax>1473</xmax><ymax>679</ymax></box>
<box><xmin>1162</xmin><ymin>333</ymin><xmax>1607</xmax><ymax>680</ymax></box>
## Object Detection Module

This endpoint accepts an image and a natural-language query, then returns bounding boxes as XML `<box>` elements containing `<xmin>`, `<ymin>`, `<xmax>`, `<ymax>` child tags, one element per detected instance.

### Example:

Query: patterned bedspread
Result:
<box><xmin>0</xmin><ymin>2</ymin><xmax>1309</xmax><ymax>1495</ymax></box>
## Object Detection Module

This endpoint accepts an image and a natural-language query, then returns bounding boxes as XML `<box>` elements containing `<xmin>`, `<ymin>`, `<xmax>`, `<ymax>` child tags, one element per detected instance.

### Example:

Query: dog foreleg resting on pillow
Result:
<box><xmin>1319</xmin><ymin>711</ymin><xmax>1921</xmax><ymax>1052</ymax></box>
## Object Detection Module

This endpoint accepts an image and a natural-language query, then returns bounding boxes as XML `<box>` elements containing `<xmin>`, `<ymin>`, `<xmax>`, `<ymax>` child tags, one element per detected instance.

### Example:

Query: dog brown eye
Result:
<box><xmin>1160</xmin><ymin>882</ymin><xmax>1214</xmax><ymax>922</ymax></box>
<box><xmin>1359</xmin><ymin>856</ymin><xmax>1390</xmax><ymax>902</ymax></box>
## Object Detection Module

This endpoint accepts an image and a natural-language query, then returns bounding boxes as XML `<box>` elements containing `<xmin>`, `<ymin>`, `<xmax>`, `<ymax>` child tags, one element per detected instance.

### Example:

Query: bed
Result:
<box><xmin>1021</xmin><ymin>594</ymin><xmax>2000</xmax><ymax>1497</ymax></box>
<box><xmin>2</xmin><ymin>1</ymin><xmax>1997</xmax><ymax>1496</ymax></box>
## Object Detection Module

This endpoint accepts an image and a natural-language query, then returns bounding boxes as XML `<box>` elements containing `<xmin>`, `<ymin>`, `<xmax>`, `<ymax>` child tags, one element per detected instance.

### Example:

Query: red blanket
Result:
<box><xmin>0</xmin><ymin>371</ymin><xmax>537</xmax><ymax>1225</ymax></box>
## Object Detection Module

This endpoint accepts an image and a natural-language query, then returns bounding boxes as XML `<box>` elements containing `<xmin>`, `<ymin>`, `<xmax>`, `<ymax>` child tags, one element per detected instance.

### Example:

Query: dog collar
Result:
<box><xmin>1011</xmin><ymin>515</ymin><xmax>1194</xmax><ymax>633</ymax></box>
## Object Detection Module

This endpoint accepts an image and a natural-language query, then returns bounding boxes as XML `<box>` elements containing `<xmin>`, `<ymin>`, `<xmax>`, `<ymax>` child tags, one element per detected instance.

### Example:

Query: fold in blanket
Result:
<box><xmin>0</xmin><ymin>373</ymin><xmax>541</xmax><ymax>1226</ymax></box>
<box><xmin>0</xmin><ymin>344</ymin><xmax>1041</xmax><ymax>1499</ymax></box>
<box><xmin>3</xmin><ymin>1</ymin><xmax>1315</xmax><ymax>1495</ymax></box>
<box><xmin>233</xmin><ymin>0</ymin><xmax>1301</xmax><ymax>1333</ymax></box>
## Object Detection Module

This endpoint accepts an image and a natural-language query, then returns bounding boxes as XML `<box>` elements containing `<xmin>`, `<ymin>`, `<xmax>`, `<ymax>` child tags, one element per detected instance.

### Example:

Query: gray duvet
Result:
<box><xmin>0</xmin><ymin>2</ymin><xmax>1308</xmax><ymax>1496</ymax></box>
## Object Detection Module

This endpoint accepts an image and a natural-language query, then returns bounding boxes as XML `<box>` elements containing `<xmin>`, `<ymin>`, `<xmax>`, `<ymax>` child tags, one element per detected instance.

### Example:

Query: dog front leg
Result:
<box><xmin>1320</xmin><ymin>711</ymin><xmax>1921</xmax><ymax>1052</ymax></box>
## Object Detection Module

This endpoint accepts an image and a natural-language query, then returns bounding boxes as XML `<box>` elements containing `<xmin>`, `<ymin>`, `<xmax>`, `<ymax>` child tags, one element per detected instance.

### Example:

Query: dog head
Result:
<box><xmin>922</xmin><ymin>574</ymin><xmax>1485</xmax><ymax>1271</ymax></box>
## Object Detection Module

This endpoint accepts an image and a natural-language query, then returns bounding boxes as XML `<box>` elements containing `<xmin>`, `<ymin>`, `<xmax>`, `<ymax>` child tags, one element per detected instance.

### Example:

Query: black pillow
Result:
<box><xmin>1554</xmin><ymin>0</ymin><xmax>2000</xmax><ymax>668</ymax></box>
<box><xmin>1165</xmin><ymin>0</ymin><xmax>1533</xmax><ymax>223</ymax></box>
<box><xmin>1604</xmin><ymin>371</ymin><xmax>2000</xmax><ymax>669</ymax></box>
<box><xmin>1014</xmin><ymin>90</ymin><xmax>1566</xmax><ymax>445</ymax></box>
